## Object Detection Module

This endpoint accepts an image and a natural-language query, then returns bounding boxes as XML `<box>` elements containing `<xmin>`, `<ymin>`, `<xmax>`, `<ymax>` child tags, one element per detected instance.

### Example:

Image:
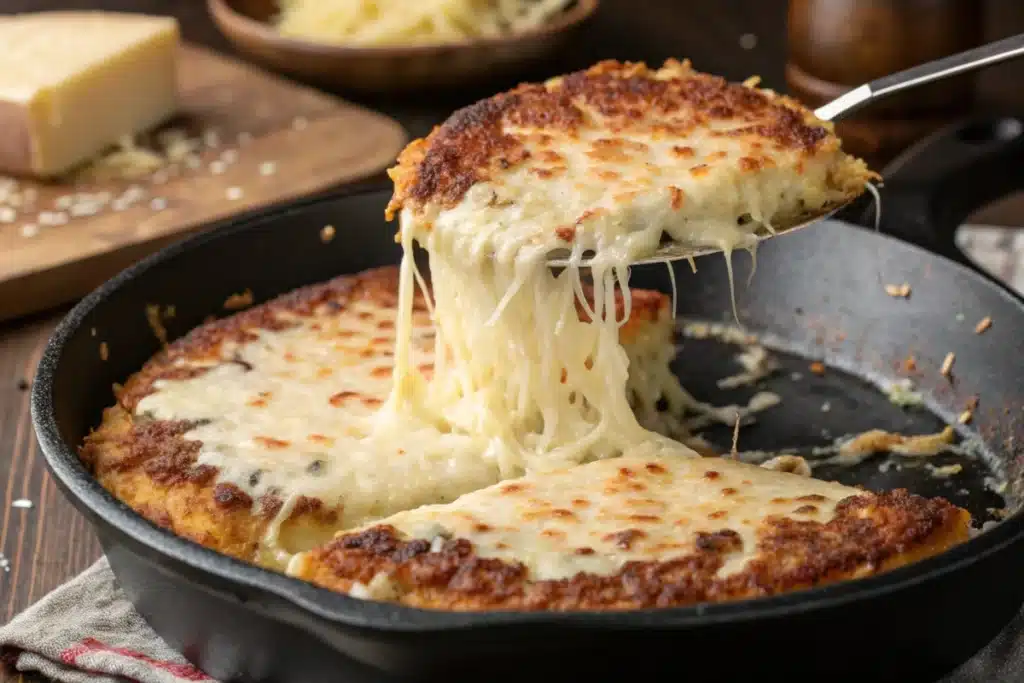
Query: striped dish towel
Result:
<box><xmin>0</xmin><ymin>558</ymin><xmax>214</xmax><ymax>683</ymax></box>
<box><xmin>1</xmin><ymin>556</ymin><xmax>1022</xmax><ymax>682</ymax></box>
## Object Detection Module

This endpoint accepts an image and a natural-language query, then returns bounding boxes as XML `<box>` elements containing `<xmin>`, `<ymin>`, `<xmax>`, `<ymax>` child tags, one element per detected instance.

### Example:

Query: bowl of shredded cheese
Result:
<box><xmin>208</xmin><ymin>0</ymin><xmax>599</xmax><ymax>92</ymax></box>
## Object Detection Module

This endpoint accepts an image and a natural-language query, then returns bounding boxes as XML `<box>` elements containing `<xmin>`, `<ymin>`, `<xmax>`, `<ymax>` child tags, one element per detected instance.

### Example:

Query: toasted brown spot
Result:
<box><xmin>370</xmin><ymin>366</ymin><xmax>392</xmax><ymax>378</ymax></box>
<box><xmin>671</xmin><ymin>145</ymin><xmax>695</xmax><ymax>158</ymax></box>
<box><xmin>555</xmin><ymin>225</ymin><xmax>575</xmax><ymax>242</ymax></box>
<box><xmin>501</xmin><ymin>483</ymin><xmax>528</xmax><ymax>494</ymax></box>
<box><xmin>213</xmin><ymin>483</ymin><xmax>252</xmax><ymax>509</ymax></box>
<box><xmin>797</xmin><ymin>494</ymin><xmax>827</xmax><ymax>502</ymax></box>
<box><xmin>708</xmin><ymin>510</ymin><xmax>729</xmax><ymax>520</ymax></box>
<box><xmin>793</xmin><ymin>505</ymin><xmax>818</xmax><ymax>514</ymax></box>
<box><xmin>574</xmin><ymin>547</ymin><xmax>596</xmax><ymax>555</ymax></box>
<box><xmin>645</xmin><ymin>462</ymin><xmax>667</xmax><ymax>475</ymax></box>
<box><xmin>629</xmin><ymin>514</ymin><xmax>661</xmax><ymax>523</ymax></box>
<box><xmin>473</xmin><ymin>523</ymin><xmax>494</xmax><ymax>533</ymax></box>
<box><xmin>604</xmin><ymin>528</ymin><xmax>647</xmax><ymax>550</ymax></box>
<box><xmin>538</xmin><ymin>149</ymin><xmax>564</xmax><ymax>163</ymax></box>
<box><xmin>587</xmin><ymin>145</ymin><xmax>631</xmax><ymax>163</ymax></box>
<box><xmin>689</xmin><ymin>164</ymin><xmax>710</xmax><ymax>177</ymax></box>
<box><xmin>575</xmin><ymin>208</ymin><xmax>607</xmax><ymax>225</ymax></box>
<box><xmin>721</xmin><ymin>487</ymin><xmax>738</xmax><ymax>496</ymax></box>
<box><xmin>704</xmin><ymin>470</ymin><xmax>721</xmax><ymax>480</ymax></box>
<box><xmin>571</xmin><ymin>497</ymin><xmax>590</xmax><ymax>508</ymax></box>
<box><xmin>738</xmin><ymin>156</ymin><xmax>762</xmax><ymax>172</ymax></box>
<box><xmin>254</xmin><ymin>436</ymin><xmax>289</xmax><ymax>449</ymax></box>
<box><xmin>695</xmin><ymin>529</ymin><xmax>742</xmax><ymax>552</ymax></box>
<box><xmin>329</xmin><ymin>391</ymin><xmax>358</xmax><ymax>406</ymax></box>
<box><xmin>669</xmin><ymin>186</ymin><xmax>685</xmax><ymax>210</ymax></box>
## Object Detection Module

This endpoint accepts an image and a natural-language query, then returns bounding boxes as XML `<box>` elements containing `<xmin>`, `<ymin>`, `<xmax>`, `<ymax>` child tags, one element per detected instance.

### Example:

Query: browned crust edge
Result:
<box><xmin>294</xmin><ymin>490</ymin><xmax>971</xmax><ymax>611</ymax></box>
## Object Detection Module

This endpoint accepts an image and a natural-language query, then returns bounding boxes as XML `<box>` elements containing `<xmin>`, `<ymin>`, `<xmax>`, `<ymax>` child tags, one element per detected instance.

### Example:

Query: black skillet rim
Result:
<box><xmin>31</xmin><ymin>185</ymin><xmax>1024</xmax><ymax>634</ymax></box>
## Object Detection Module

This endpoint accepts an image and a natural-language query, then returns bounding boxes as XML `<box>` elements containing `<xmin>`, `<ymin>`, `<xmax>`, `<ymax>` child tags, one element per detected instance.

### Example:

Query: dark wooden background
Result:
<box><xmin>2</xmin><ymin>2</ymin><xmax>1024</xmax><ymax>681</ymax></box>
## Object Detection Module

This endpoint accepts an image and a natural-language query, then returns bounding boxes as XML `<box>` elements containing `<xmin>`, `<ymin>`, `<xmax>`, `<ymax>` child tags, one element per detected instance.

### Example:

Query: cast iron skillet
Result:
<box><xmin>32</xmin><ymin>118</ymin><xmax>1024</xmax><ymax>683</ymax></box>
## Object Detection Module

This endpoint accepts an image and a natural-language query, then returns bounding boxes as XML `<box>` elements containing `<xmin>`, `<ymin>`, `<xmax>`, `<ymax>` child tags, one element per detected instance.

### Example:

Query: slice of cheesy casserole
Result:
<box><xmin>288</xmin><ymin>454</ymin><xmax>970</xmax><ymax>610</ymax></box>
<box><xmin>387</xmin><ymin>59</ymin><xmax>876</xmax><ymax>266</ymax></box>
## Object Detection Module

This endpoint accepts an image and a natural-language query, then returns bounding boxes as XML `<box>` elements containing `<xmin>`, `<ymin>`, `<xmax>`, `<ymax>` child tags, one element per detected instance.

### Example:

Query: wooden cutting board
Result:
<box><xmin>0</xmin><ymin>45</ymin><xmax>407</xmax><ymax>323</ymax></box>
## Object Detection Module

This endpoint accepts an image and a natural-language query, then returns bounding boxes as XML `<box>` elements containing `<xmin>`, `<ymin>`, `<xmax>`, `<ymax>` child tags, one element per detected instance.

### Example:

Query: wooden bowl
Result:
<box><xmin>207</xmin><ymin>0</ymin><xmax>599</xmax><ymax>93</ymax></box>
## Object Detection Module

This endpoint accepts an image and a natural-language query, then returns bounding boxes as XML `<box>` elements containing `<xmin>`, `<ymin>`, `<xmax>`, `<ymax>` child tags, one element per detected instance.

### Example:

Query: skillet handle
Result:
<box><xmin>857</xmin><ymin>117</ymin><xmax>1024</xmax><ymax>268</ymax></box>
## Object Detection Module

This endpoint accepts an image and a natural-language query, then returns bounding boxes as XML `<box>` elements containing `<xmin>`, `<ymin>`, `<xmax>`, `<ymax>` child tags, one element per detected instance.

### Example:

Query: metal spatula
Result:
<box><xmin>548</xmin><ymin>32</ymin><xmax>1024</xmax><ymax>268</ymax></box>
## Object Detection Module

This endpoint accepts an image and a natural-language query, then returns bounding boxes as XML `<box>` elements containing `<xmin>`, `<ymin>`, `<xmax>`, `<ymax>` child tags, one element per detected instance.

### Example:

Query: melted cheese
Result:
<box><xmin>135</xmin><ymin>299</ymin><xmax>502</xmax><ymax>529</ymax></box>
<box><xmin>378</xmin><ymin>205</ymin><xmax>693</xmax><ymax>486</ymax></box>
<box><xmin>134</xmin><ymin>283</ymin><xmax>690</xmax><ymax>536</ymax></box>
<box><xmin>309</xmin><ymin>454</ymin><xmax>856</xmax><ymax>581</ymax></box>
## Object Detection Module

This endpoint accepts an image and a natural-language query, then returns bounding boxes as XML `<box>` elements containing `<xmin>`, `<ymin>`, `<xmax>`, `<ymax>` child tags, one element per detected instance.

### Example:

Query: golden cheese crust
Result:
<box><xmin>386</xmin><ymin>59</ymin><xmax>875</xmax><ymax>223</ymax></box>
<box><xmin>292</xmin><ymin>488</ymin><xmax>970</xmax><ymax>611</ymax></box>
<box><xmin>80</xmin><ymin>266</ymin><xmax>673</xmax><ymax>566</ymax></box>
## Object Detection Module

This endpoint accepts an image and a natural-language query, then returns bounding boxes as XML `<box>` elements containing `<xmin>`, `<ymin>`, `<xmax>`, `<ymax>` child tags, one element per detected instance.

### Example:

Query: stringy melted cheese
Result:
<box><xmin>133</xmin><ymin>284</ymin><xmax>689</xmax><ymax>532</ymax></box>
<box><xmin>379</xmin><ymin>218</ymin><xmax>688</xmax><ymax>483</ymax></box>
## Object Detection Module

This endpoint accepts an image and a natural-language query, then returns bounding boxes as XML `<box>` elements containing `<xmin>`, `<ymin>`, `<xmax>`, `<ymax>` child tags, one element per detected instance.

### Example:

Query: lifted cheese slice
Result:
<box><xmin>0</xmin><ymin>11</ymin><xmax>179</xmax><ymax>177</ymax></box>
<box><xmin>387</xmin><ymin>59</ymin><xmax>876</xmax><ymax>267</ymax></box>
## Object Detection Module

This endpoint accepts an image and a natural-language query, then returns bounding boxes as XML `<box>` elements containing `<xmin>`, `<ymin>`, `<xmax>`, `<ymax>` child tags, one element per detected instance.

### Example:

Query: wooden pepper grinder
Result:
<box><xmin>786</xmin><ymin>0</ymin><xmax>984</xmax><ymax>166</ymax></box>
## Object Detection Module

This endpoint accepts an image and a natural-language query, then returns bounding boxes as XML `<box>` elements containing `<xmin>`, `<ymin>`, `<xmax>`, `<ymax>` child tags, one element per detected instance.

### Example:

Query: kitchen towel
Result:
<box><xmin>1</xmin><ymin>556</ymin><xmax>1022</xmax><ymax>682</ymax></box>
<box><xmin>0</xmin><ymin>558</ymin><xmax>213</xmax><ymax>683</ymax></box>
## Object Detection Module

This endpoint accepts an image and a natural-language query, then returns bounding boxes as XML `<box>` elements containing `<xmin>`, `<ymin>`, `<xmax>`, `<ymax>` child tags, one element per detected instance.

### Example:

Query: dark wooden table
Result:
<box><xmin>1</xmin><ymin>2</ymin><xmax>1023</xmax><ymax>682</ymax></box>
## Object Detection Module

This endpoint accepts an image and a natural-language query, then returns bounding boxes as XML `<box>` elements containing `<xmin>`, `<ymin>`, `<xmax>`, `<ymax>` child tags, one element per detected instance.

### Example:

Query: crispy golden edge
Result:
<box><xmin>291</xmin><ymin>490</ymin><xmax>970</xmax><ymax>611</ymax></box>
<box><xmin>80</xmin><ymin>266</ymin><xmax>671</xmax><ymax>564</ymax></box>
<box><xmin>386</xmin><ymin>58</ymin><xmax>878</xmax><ymax>220</ymax></box>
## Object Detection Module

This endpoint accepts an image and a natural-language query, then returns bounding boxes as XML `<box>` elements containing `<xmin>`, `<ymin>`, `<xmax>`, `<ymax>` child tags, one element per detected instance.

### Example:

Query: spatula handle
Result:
<box><xmin>815</xmin><ymin>32</ymin><xmax>1024</xmax><ymax>122</ymax></box>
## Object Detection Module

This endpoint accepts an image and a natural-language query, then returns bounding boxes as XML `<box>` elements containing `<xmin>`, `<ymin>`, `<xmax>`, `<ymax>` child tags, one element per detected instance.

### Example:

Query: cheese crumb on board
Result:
<box><xmin>0</xmin><ymin>11</ymin><xmax>180</xmax><ymax>177</ymax></box>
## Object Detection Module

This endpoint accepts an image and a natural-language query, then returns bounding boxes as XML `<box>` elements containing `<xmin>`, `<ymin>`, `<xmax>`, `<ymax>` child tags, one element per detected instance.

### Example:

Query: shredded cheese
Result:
<box><xmin>274</xmin><ymin>0</ymin><xmax>574</xmax><ymax>46</ymax></box>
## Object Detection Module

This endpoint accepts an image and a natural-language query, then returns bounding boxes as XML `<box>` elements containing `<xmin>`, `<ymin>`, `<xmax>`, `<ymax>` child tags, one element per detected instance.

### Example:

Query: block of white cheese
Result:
<box><xmin>0</xmin><ymin>12</ymin><xmax>180</xmax><ymax>177</ymax></box>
